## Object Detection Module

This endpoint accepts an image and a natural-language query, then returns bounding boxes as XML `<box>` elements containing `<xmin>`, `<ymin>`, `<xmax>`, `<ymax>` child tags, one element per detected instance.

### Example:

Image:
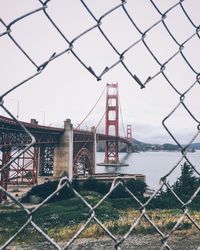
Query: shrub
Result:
<box><xmin>109</xmin><ymin>179</ymin><xmax>147</xmax><ymax>199</ymax></box>
<box><xmin>72</xmin><ymin>177</ymin><xmax>80</xmax><ymax>192</ymax></box>
<box><xmin>126</xmin><ymin>179</ymin><xmax>147</xmax><ymax>196</ymax></box>
<box><xmin>82</xmin><ymin>177</ymin><xmax>109</xmax><ymax>194</ymax></box>
<box><xmin>21</xmin><ymin>180</ymin><xmax>74</xmax><ymax>203</ymax></box>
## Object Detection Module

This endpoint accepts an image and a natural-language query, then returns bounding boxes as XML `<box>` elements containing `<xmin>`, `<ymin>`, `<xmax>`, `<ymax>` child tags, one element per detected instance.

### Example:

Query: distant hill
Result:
<box><xmin>188</xmin><ymin>143</ymin><xmax>200</xmax><ymax>150</ymax></box>
<box><xmin>132</xmin><ymin>140</ymin><xmax>200</xmax><ymax>152</ymax></box>
<box><xmin>131</xmin><ymin>139</ymin><xmax>156</xmax><ymax>152</ymax></box>
<box><xmin>97</xmin><ymin>139</ymin><xmax>159</xmax><ymax>152</ymax></box>
<box><xmin>97</xmin><ymin>139</ymin><xmax>200</xmax><ymax>152</ymax></box>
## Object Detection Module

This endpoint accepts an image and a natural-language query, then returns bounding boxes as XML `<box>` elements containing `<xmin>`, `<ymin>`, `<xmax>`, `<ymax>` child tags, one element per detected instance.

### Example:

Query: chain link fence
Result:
<box><xmin>0</xmin><ymin>0</ymin><xmax>200</xmax><ymax>249</ymax></box>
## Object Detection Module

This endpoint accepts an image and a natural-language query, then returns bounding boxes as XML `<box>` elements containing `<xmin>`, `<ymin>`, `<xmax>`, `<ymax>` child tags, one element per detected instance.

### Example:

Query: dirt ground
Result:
<box><xmin>7</xmin><ymin>233</ymin><xmax>200</xmax><ymax>250</ymax></box>
<box><xmin>68</xmin><ymin>234</ymin><xmax>200</xmax><ymax>250</ymax></box>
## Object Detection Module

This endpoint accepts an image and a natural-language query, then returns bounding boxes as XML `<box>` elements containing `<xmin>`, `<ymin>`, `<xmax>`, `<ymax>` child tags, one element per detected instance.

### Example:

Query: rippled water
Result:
<box><xmin>96</xmin><ymin>151</ymin><xmax>200</xmax><ymax>189</ymax></box>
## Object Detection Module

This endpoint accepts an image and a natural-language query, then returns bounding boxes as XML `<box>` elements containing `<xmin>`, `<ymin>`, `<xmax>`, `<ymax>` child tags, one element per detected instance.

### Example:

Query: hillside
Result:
<box><xmin>97</xmin><ymin>139</ymin><xmax>200</xmax><ymax>152</ymax></box>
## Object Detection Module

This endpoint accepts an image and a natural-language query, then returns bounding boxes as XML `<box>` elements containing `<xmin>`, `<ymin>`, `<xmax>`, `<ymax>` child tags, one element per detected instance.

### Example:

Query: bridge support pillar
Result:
<box><xmin>54</xmin><ymin>119</ymin><xmax>73</xmax><ymax>181</ymax></box>
<box><xmin>91</xmin><ymin>126</ymin><xmax>96</xmax><ymax>175</ymax></box>
<box><xmin>0</xmin><ymin>147</ymin><xmax>11</xmax><ymax>202</ymax></box>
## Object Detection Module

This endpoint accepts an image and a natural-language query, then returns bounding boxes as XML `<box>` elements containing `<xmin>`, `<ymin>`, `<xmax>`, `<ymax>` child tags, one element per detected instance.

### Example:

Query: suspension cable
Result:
<box><xmin>95</xmin><ymin>88</ymin><xmax>116</xmax><ymax>131</ymax></box>
<box><xmin>75</xmin><ymin>85</ymin><xmax>106</xmax><ymax>129</ymax></box>
<box><xmin>119</xmin><ymin>95</ymin><xmax>126</xmax><ymax>138</ymax></box>
<box><xmin>95</xmin><ymin>110</ymin><xmax>106</xmax><ymax>130</ymax></box>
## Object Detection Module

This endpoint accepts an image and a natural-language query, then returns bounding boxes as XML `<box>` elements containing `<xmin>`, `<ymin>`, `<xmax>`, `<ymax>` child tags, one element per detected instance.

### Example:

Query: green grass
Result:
<box><xmin>0</xmin><ymin>194</ymin><xmax>200</xmax><ymax>246</ymax></box>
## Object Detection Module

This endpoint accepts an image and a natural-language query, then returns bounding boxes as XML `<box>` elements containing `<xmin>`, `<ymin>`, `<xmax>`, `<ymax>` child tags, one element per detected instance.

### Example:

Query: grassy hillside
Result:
<box><xmin>1</xmin><ymin>195</ymin><xmax>200</xmax><ymax>245</ymax></box>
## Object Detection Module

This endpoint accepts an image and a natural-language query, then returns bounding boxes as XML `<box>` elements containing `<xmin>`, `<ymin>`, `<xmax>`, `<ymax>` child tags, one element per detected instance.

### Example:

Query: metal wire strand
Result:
<box><xmin>0</xmin><ymin>1</ymin><xmax>200</xmax><ymax>249</ymax></box>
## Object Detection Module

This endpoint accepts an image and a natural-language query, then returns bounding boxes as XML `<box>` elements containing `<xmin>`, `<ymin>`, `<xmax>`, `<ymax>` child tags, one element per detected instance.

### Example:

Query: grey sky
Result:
<box><xmin>0</xmin><ymin>0</ymin><xmax>199</xmax><ymax>144</ymax></box>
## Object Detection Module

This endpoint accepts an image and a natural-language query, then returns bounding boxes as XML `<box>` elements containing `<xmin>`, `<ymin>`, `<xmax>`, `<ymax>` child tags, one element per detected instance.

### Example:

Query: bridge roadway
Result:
<box><xmin>0</xmin><ymin>115</ymin><xmax>131</xmax><ymax>191</ymax></box>
<box><xmin>0</xmin><ymin>115</ymin><xmax>131</xmax><ymax>146</ymax></box>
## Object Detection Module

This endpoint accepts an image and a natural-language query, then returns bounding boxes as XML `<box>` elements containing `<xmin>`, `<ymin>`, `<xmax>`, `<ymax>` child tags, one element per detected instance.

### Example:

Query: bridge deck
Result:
<box><xmin>0</xmin><ymin>115</ymin><xmax>131</xmax><ymax>146</ymax></box>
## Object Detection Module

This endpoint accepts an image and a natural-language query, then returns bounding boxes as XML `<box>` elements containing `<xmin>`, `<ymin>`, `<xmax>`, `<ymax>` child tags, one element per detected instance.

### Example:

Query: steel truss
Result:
<box><xmin>39</xmin><ymin>146</ymin><xmax>55</xmax><ymax>176</ymax></box>
<box><xmin>73</xmin><ymin>131</ymin><xmax>94</xmax><ymax>176</ymax></box>
<box><xmin>8</xmin><ymin>146</ymin><xmax>39</xmax><ymax>185</ymax></box>
<box><xmin>73</xmin><ymin>147</ymin><xmax>93</xmax><ymax>175</ymax></box>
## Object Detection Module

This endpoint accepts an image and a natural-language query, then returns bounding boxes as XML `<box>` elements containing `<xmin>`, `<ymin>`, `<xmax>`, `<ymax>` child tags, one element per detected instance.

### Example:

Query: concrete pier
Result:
<box><xmin>75</xmin><ymin>173</ymin><xmax>146</xmax><ymax>183</ymax></box>
<box><xmin>54</xmin><ymin>119</ymin><xmax>73</xmax><ymax>180</ymax></box>
<box><xmin>91</xmin><ymin>126</ymin><xmax>96</xmax><ymax>175</ymax></box>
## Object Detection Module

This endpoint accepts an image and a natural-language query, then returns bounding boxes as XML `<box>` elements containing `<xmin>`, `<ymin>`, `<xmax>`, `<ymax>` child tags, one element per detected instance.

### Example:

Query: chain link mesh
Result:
<box><xmin>0</xmin><ymin>0</ymin><xmax>200</xmax><ymax>249</ymax></box>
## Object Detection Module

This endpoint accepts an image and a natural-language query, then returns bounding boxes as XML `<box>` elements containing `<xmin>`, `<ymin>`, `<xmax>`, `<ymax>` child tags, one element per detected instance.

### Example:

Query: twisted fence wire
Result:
<box><xmin>0</xmin><ymin>0</ymin><xmax>200</xmax><ymax>249</ymax></box>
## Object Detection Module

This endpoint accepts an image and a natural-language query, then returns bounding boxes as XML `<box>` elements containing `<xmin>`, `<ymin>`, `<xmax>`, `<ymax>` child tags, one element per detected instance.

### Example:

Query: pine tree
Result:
<box><xmin>173</xmin><ymin>162</ymin><xmax>199</xmax><ymax>198</ymax></box>
<box><xmin>150</xmin><ymin>162</ymin><xmax>200</xmax><ymax>209</ymax></box>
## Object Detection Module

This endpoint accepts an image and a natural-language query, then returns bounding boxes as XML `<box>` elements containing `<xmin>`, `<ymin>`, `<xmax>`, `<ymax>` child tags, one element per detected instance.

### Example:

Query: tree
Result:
<box><xmin>149</xmin><ymin>162</ymin><xmax>200</xmax><ymax>209</ymax></box>
<box><xmin>172</xmin><ymin>162</ymin><xmax>199</xmax><ymax>198</ymax></box>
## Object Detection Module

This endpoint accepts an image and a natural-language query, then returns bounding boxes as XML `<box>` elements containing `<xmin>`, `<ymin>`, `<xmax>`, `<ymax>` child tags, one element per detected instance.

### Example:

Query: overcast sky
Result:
<box><xmin>0</xmin><ymin>0</ymin><xmax>199</xmax><ymax>144</ymax></box>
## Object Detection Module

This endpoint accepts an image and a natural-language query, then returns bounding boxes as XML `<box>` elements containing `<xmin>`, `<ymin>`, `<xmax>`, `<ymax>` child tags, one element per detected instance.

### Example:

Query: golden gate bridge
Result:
<box><xmin>0</xmin><ymin>83</ymin><xmax>136</xmax><ymax>202</ymax></box>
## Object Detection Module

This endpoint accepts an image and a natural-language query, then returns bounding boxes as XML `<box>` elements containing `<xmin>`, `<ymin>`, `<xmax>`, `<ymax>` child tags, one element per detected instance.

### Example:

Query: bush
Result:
<box><xmin>110</xmin><ymin>179</ymin><xmax>147</xmax><ymax>199</ymax></box>
<box><xmin>82</xmin><ymin>178</ymin><xmax>147</xmax><ymax>199</ymax></box>
<box><xmin>147</xmin><ymin>192</ymin><xmax>181</xmax><ymax>209</ymax></box>
<box><xmin>21</xmin><ymin>180</ymin><xmax>74</xmax><ymax>203</ymax></box>
<box><xmin>82</xmin><ymin>177</ymin><xmax>109</xmax><ymax>194</ymax></box>
<box><xmin>109</xmin><ymin>184</ymin><xmax>128</xmax><ymax>198</ymax></box>
<box><xmin>72</xmin><ymin>177</ymin><xmax>80</xmax><ymax>192</ymax></box>
<box><xmin>126</xmin><ymin>179</ymin><xmax>147</xmax><ymax>196</ymax></box>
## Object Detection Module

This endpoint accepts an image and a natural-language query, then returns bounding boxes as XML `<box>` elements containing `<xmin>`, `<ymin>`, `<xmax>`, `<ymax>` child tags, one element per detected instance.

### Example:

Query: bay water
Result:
<box><xmin>96</xmin><ymin>151</ymin><xmax>200</xmax><ymax>189</ymax></box>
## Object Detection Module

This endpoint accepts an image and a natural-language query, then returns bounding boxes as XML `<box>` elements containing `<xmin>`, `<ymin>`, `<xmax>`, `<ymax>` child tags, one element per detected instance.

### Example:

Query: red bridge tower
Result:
<box><xmin>104</xmin><ymin>83</ymin><xmax>119</xmax><ymax>164</ymax></box>
<box><xmin>127</xmin><ymin>124</ymin><xmax>132</xmax><ymax>140</ymax></box>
